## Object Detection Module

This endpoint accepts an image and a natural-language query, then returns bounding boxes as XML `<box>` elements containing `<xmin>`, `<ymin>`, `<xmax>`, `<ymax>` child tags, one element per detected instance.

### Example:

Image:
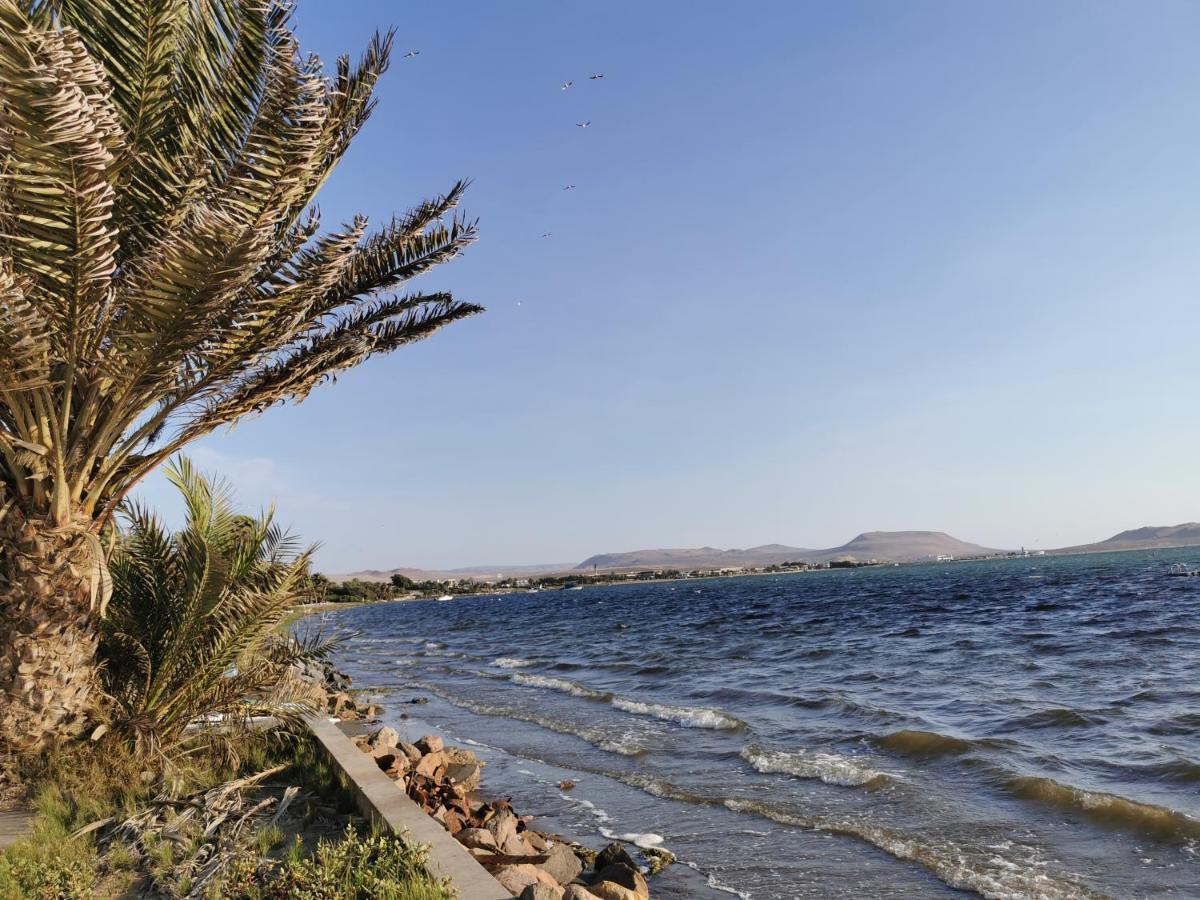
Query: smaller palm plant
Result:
<box><xmin>102</xmin><ymin>457</ymin><xmax>330</xmax><ymax>762</ymax></box>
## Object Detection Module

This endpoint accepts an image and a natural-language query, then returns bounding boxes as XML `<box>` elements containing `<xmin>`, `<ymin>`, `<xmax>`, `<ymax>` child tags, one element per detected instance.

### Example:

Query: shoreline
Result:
<box><xmin>292</xmin><ymin>654</ymin><xmax>666</xmax><ymax>899</ymax></box>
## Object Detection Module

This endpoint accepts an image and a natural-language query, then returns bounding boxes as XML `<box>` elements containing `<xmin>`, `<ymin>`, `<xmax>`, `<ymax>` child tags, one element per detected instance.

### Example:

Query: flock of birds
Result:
<box><xmin>402</xmin><ymin>51</ymin><xmax>606</xmax><ymax>306</ymax></box>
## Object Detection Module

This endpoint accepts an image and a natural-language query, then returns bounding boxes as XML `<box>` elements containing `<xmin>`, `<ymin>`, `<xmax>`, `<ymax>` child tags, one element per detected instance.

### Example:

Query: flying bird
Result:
<box><xmin>403</xmin><ymin>50</ymin><xmax>420</xmax><ymax>58</ymax></box>
<box><xmin>561</xmin><ymin>81</ymin><xmax>573</xmax><ymax>90</ymax></box>
<box><xmin>541</xmin><ymin>232</ymin><xmax>552</xmax><ymax>238</ymax></box>
<box><xmin>562</xmin><ymin>185</ymin><xmax>576</xmax><ymax>191</ymax></box>
<box><xmin>589</xmin><ymin>73</ymin><xmax>604</xmax><ymax>80</ymax></box>
<box><xmin>576</xmin><ymin>121</ymin><xmax>591</xmax><ymax>128</ymax></box>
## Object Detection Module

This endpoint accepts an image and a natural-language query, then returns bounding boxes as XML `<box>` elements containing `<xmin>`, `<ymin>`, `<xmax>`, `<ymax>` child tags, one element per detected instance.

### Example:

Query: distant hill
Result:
<box><xmin>576</xmin><ymin>531</ymin><xmax>1004</xmax><ymax>571</ymax></box>
<box><xmin>1053</xmin><ymin>523</ymin><xmax>1200</xmax><ymax>554</ymax></box>
<box><xmin>331</xmin><ymin>563</ymin><xmax>571</xmax><ymax>584</ymax></box>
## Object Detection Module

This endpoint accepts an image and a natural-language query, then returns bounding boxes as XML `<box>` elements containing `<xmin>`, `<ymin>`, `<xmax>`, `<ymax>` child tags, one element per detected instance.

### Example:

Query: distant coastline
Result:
<box><xmin>329</xmin><ymin>523</ymin><xmax>1200</xmax><ymax>586</ymax></box>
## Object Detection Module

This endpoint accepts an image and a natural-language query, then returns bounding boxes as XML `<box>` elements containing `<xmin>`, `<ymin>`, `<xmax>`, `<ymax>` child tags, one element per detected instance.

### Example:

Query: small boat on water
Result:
<box><xmin>1166</xmin><ymin>564</ymin><xmax>1200</xmax><ymax>577</ymax></box>
<box><xmin>567</xmin><ymin>585</ymin><xmax>584</xmax><ymax>591</ymax></box>
<box><xmin>436</xmin><ymin>594</ymin><xmax>454</xmax><ymax>601</ymax></box>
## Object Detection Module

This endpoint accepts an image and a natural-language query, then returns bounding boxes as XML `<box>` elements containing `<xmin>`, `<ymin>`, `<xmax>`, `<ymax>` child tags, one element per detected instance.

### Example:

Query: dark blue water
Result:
<box><xmin>320</xmin><ymin>549</ymin><xmax>1200</xmax><ymax>899</ymax></box>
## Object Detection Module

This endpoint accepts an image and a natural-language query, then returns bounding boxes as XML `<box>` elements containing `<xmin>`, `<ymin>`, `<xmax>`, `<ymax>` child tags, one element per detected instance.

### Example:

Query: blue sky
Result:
<box><xmin>135</xmin><ymin>0</ymin><xmax>1200</xmax><ymax>572</ymax></box>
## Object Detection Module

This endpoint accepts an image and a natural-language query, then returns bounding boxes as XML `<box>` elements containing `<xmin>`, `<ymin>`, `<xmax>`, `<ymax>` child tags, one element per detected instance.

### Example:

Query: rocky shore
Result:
<box><xmin>291</xmin><ymin>657</ymin><xmax>667</xmax><ymax>899</ymax></box>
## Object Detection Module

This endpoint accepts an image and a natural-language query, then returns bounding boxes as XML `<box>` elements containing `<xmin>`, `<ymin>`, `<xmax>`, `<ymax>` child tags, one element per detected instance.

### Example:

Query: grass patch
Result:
<box><xmin>1</xmin><ymin>731</ymin><xmax>454</xmax><ymax>900</ymax></box>
<box><xmin>220</xmin><ymin>825</ymin><xmax>454</xmax><ymax>900</ymax></box>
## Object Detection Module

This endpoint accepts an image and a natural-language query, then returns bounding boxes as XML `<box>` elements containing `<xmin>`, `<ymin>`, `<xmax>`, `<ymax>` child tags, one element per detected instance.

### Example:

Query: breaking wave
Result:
<box><xmin>740</xmin><ymin>744</ymin><xmax>890</xmax><ymax>787</ymax></box>
<box><xmin>511</xmin><ymin>672</ymin><xmax>613</xmax><ymax>701</ymax></box>
<box><xmin>722</xmin><ymin>799</ymin><xmax>1105</xmax><ymax>900</ymax></box>
<box><xmin>403</xmin><ymin>680</ymin><xmax>647</xmax><ymax>757</ymax></box>
<box><xmin>492</xmin><ymin>657</ymin><xmax>535</xmax><ymax>668</ymax></box>
<box><xmin>611</xmin><ymin>698</ymin><xmax>744</xmax><ymax>730</ymax></box>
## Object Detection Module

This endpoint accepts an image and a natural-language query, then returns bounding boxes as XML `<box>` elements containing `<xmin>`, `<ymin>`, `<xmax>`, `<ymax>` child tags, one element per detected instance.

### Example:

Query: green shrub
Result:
<box><xmin>221</xmin><ymin>825</ymin><xmax>454</xmax><ymax>900</ymax></box>
<box><xmin>102</xmin><ymin>457</ymin><xmax>332</xmax><ymax>763</ymax></box>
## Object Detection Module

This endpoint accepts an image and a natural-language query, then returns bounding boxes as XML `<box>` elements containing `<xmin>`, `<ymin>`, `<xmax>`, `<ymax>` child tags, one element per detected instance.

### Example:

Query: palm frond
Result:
<box><xmin>0</xmin><ymin>0</ymin><xmax>483</xmax><ymax>528</ymax></box>
<box><xmin>102</xmin><ymin>456</ymin><xmax>326</xmax><ymax>757</ymax></box>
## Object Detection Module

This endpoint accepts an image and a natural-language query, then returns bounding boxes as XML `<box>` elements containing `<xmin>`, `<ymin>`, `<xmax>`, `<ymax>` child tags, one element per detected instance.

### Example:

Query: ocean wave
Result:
<box><xmin>609</xmin><ymin>772</ymin><xmax>1102</xmax><ymax>900</ymax></box>
<box><xmin>871</xmin><ymin>728</ymin><xmax>1017</xmax><ymax>760</ymax></box>
<box><xmin>1002</xmin><ymin>708</ymin><xmax>1103</xmax><ymax>729</ymax></box>
<box><xmin>404</xmin><ymin>681</ymin><xmax>647</xmax><ymax>757</ymax></box>
<box><xmin>723</xmin><ymin>799</ymin><xmax>1104</xmax><ymax>900</ymax></box>
<box><xmin>611</xmin><ymin>698</ymin><xmax>744</xmax><ymax>730</ymax></box>
<box><xmin>511</xmin><ymin>672</ymin><xmax>613</xmax><ymax>701</ymax></box>
<box><xmin>1004</xmin><ymin>775</ymin><xmax>1200</xmax><ymax>842</ymax></box>
<box><xmin>740</xmin><ymin>744</ymin><xmax>889</xmax><ymax>787</ymax></box>
<box><xmin>492</xmin><ymin>657</ymin><xmax>535</xmax><ymax>668</ymax></box>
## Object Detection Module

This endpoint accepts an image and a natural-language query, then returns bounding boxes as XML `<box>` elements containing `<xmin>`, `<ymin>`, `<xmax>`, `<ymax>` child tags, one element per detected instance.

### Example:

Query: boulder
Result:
<box><xmin>368</xmin><ymin>726</ymin><xmax>399</xmax><ymax>749</ymax></box>
<box><xmin>524</xmin><ymin>830</ymin><xmax>549</xmax><ymax>852</ymax></box>
<box><xmin>594</xmin><ymin>843</ymin><xmax>636</xmax><ymax>873</ymax></box>
<box><xmin>594</xmin><ymin>863</ymin><xmax>647</xmax><ymax>900</ymax></box>
<box><xmin>416</xmin><ymin>734</ymin><xmax>444</xmax><ymax>754</ymax></box>
<box><xmin>563</xmin><ymin>888</ymin><xmax>602</xmax><ymax>900</ymax></box>
<box><xmin>327</xmin><ymin>691</ymin><xmax>354</xmax><ymax>714</ymax></box>
<box><xmin>445</xmin><ymin>760</ymin><xmax>482</xmax><ymax>791</ymax></box>
<box><xmin>444</xmin><ymin>746</ymin><xmax>479</xmax><ymax>765</ymax></box>
<box><xmin>539</xmin><ymin>842</ymin><xmax>583</xmax><ymax>885</ymax></box>
<box><xmin>520</xmin><ymin>885</ymin><xmax>564</xmax><ymax>900</ymax></box>
<box><xmin>371</xmin><ymin>751</ymin><xmax>399</xmax><ymax>773</ymax></box>
<box><xmin>493</xmin><ymin>864</ymin><xmax>541</xmax><ymax>895</ymax></box>
<box><xmin>456</xmin><ymin>828</ymin><xmax>498</xmax><ymax>852</ymax></box>
<box><xmin>414</xmin><ymin>750</ymin><xmax>448</xmax><ymax>779</ymax></box>
<box><xmin>485</xmin><ymin>807</ymin><xmax>520</xmax><ymax>848</ymax></box>
<box><xmin>397</xmin><ymin>740</ymin><xmax>422</xmax><ymax>763</ymax></box>
<box><xmin>501</xmin><ymin>832</ymin><xmax>535</xmax><ymax>856</ymax></box>
<box><xmin>588</xmin><ymin>882</ymin><xmax>640</xmax><ymax>900</ymax></box>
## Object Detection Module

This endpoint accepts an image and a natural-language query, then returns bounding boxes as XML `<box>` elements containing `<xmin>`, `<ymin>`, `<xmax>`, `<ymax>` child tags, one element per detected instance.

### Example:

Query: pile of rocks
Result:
<box><xmin>286</xmin><ymin>658</ymin><xmax>380</xmax><ymax>720</ymax></box>
<box><xmin>355</xmin><ymin>725</ymin><xmax>656</xmax><ymax>900</ymax></box>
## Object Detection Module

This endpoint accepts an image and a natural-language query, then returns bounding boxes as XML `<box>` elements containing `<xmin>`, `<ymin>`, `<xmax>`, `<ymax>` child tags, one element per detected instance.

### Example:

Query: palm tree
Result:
<box><xmin>0</xmin><ymin>0</ymin><xmax>481</xmax><ymax>752</ymax></box>
<box><xmin>103</xmin><ymin>457</ymin><xmax>329</xmax><ymax>764</ymax></box>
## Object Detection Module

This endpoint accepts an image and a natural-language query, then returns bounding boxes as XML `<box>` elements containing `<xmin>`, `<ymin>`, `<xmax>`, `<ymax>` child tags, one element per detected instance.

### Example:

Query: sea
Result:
<box><xmin>316</xmin><ymin>548</ymin><xmax>1200</xmax><ymax>899</ymax></box>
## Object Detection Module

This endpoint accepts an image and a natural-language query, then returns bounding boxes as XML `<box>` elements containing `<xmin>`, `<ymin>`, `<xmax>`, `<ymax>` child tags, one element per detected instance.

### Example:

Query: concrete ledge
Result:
<box><xmin>306</xmin><ymin>716</ymin><xmax>511</xmax><ymax>899</ymax></box>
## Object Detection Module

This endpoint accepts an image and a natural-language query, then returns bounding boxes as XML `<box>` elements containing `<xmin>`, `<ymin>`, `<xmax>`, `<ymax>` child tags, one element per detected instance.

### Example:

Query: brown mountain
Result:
<box><xmin>1052</xmin><ymin>523</ymin><xmax>1200</xmax><ymax>554</ymax></box>
<box><xmin>576</xmin><ymin>531</ymin><xmax>1003</xmax><ymax>571</ymax></box>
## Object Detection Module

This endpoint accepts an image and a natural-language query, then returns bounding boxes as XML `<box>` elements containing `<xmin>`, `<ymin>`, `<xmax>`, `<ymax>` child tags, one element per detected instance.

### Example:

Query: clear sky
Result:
<box><xmin>135</xmin><ymin>0</ymin><xmax>1200</xmax><ymax>572</ymax></box>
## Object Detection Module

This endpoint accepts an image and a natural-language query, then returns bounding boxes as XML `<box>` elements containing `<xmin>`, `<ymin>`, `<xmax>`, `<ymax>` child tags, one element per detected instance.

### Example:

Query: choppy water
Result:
<box><xmin>321</xmin><ymin>549</ymin><xmax>1200</xmax><ymax>899</ymax></box>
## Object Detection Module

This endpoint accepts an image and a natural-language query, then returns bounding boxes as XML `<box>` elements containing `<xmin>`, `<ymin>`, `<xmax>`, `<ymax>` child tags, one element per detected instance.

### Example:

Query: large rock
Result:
<box><xmin>368</xmin><ymin>725</ymin><xmax>399</xmax><ymax>749</ymax></box>
<box><xmin>501</xmin><ymin>832</ymin><xmax>535</xmax><ymax>856</ymax></box>
<box><xmin>414</xmin><ymin>750</ymin><xmax>448</xmax><ymax>779</ymax></box>
<box><xmin>493</xmin><ymin>864</ymin><xmax>541</xmax><ymax>895</ymax></box>
<box><xmin>594</xmin><ymin>863</ymin><xmax>648</xmax><ymax>900</ymax></box>
<box><xmin>455</xmin><ymin>828</ymin><xmax>498</xmax><ymax>852</ymax></box>
<box><xmin>445</xmin><ymin>760</ymin><xmax>482</xmax><ymax>791</ymax></box>
<box><xmin>563</xmin><ymin>888</ymin><xmax>602</xmax><ymax>900</ymax></box>
<box><xmin>485</xmin><ymin>807</ymin><xmax>520</xmax><ymax>848</ymax></box>
<box><xmin>520</xmin><ymin>885</ymin><xmax>564</xmax><ymax>900</ymax></box>
<box><xmin>540</xmin><ymin>842</ymin><xmax>583</xmax><ymax>885</ymax></box>
<box><xmin>588</xmin><ymin>882</ymin><xmax>640</xmax><ymax>900</ymax></box>
<box><xmin>594</xmin><ymin>843</ymin><xmax>636</xmax><ymax>873</ymax></box>
<box><xmin>397</xmin><ymin>740</ymin><xmax>422</xmax><ymax>763</ymax></box>
<box><xmin>416</xmin><ymin>734</ymin><xmax>444</xmax><ymax>754</ymax></box>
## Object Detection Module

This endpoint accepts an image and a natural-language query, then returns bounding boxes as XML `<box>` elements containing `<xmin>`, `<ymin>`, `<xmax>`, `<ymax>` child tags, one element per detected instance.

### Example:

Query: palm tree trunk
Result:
<box><xmin>0</xmin><ymin>510</ymin><xmax>101</xmax><ymax>752</ymax></box>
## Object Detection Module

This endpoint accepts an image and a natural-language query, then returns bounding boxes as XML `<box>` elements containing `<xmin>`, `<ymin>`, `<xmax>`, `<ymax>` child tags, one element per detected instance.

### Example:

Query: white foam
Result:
<box><xmin>512</xmin><ymin>672</ymin><xmax>611</xmax><ymax>700</ymax></box>
<box><xmin>706</xmin><ymin>873</ymin><xmax>752</xmax><ymax>900</ymax></box>
<box><xmin>722</xmin><ymin>799</ymin><xmax>1096</xmax><ymax>900</ymax></box>
<box><xmin>740</xmin><ymin>744</ymin><xmax>889</xmax><ymax>787</ymax></box>
<box><xmin>565</xmin><ymin>796</ymin><xmax>612</xmax><ymax>824</ymax></box>
<box><xmin>492</xmin><ymin>657</ymin><xmax>535</xmax><ymax>668</ymax></box>
<box><xmin>612</xmin><ymin>698</ymin><xmax>743</xmax><ymax>730</ymax></box>
<box><xmin>597</xmin><ymin>829</ymin><xmax>664</xmax><ymax>849</ymax></box>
